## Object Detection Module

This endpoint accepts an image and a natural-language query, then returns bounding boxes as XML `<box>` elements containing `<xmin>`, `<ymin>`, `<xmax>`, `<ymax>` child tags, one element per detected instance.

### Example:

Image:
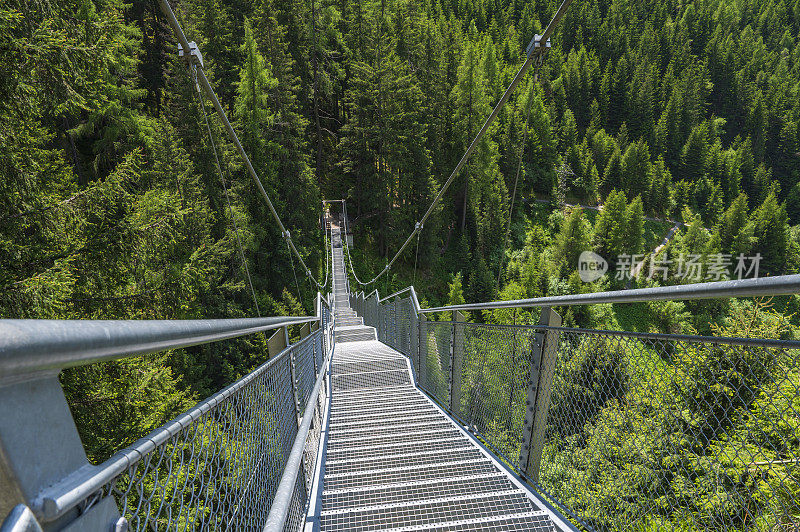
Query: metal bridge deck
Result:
<box><xmin>308</xmin><ymin>227</ymin><xmax>567</xmax><ymax>531</ymax></box>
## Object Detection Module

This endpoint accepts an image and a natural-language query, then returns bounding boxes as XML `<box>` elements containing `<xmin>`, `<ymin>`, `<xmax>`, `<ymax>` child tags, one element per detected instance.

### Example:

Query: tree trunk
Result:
<box><xmin>311</xmin><ymin>0</ymin><xmax>324</xmax><ymax>185</ymax></box>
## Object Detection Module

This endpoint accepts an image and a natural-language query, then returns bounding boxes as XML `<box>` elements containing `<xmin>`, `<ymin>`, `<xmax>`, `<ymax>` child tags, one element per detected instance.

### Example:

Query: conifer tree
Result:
<box><xmin>451</xmin><ymin>33</ymin><xmax>500</xmax><ymax>235</ymax></box>
<box><xmin>554</xmin><ymin>208</ymin><xmax>593</xmax><ymax>276</ymax></box>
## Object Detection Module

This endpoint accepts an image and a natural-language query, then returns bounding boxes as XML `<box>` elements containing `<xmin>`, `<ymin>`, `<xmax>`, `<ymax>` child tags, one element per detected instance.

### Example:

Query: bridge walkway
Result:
<box><xmin>308</xmin><ymin>227</ymin><xmax>568</xmax><ymax>531</ymax></box>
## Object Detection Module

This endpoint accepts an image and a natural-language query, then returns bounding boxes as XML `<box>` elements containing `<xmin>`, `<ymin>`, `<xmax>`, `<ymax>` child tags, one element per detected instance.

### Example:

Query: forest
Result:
<box><xmin>2</xmin><ymin>0</ymin><xmax>800</xmax><ymax>528</ymax></box>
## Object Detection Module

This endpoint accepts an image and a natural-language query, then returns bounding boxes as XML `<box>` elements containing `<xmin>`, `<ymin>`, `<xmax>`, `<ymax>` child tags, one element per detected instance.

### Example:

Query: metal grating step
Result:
<box><xmin>330</xmin><ymin>391</ymin><xmax>421</xmax><ymax>408</ymax></box>
<box><xmin>382</xmin><ymin>513</ymin><xmax>556</xmax><ymax>531</ymax></box>
<box><xmin>332</xmin><ymin>359</ymin><xmax>409</xmax><ymax>375</ymax></box>
<box><xmin>325</xmin><ymin>447</ymin><xmax>483</xmax><ymax>475</ymax></box>
<box><xmin>332</xmin><ymin>353</ymin><xmax>405</xmax><ymax>364</ymax></box>
<box><xmin>328</xmin><ymin>411</ymin><xmax>445</xmax><ymax>430</ymax></box>
<box><xmin>325</xmin><ymin>437</ymin><xmax>471</xmax><ymax>462</ymax></box>
<box><xmin>329</xmin><ymin>405</ymin><xmax>437</xmax><ymax>424</ymax></box>
<box><xmin>327</xmin><ymin>418</ymin><xmax>454</xmax><ymax>438</ymax></box>
<box><xmin>326</xmin><ymin>428</ymin><xmax>464</xmax><ymax>451</ymax></box>
<box><xmin>323</xmin><ymin>459</ymin><xmax>498</xmax><ymax>490</ymax></box>
<box><xmin>336</xmin><ymin>319</ymin><xmax>364</xmax><ymax>327</ymax></box>
<box><xmin>319</xmin><ymin>491</ymin><xmax>538</xmax><ymax>531</ymax></box>
<box><xmin>332</xmin><ymin>370</ymin><xmax>411</xmax><ymax>391</ymax></box>
<box><xmin>332</xmin><ymin>346</ymin><xmax>404</xmax><ymax>357</ymax></box>
<box><xmin>335</xmin><ymin>331</ymin><xmax>378</xmax><ymax>343</ymax></box>
<box><xmin>329</xmin><ymin>395</ymin><xmax>427</xmax><ymax>412</ymax></box>
<box><xmin>329</xmin><ymin>393</ymin><xmax>428</xmax><ymax>409</ymax></box>
<box><xmin>322</xmin><ymin>473</ymin><xmax>514</xmax><ymax>511</ymax></box>
<box><xmin>330</xmin><ymin>384</ymin><xmax>417</xmax><ymax>398</ymax></box>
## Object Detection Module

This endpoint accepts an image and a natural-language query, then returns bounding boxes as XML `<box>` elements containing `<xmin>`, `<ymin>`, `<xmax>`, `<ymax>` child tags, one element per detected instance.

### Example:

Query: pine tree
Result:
<box><xmin>594</xmin><ymin>189</ymin><xmax>631</xmax><ymax>266</ymax></box>
<box><xmin>522</xmin><ymin>82</ymin><xmax>557</xmax><ymax>195</ymax></box>
<box><xmin>560</xmin><ymin>108</ymin><xmax>578</xmax><ymax>152</ymax></box>
<box><xmin>718</xmin><ymin>193</ymin><xmax>749</xmax><ymax>252</ymax></box>
<box><xmin>451</xmin><ymin>33</ymin><xmax>502</xmax><ymax>240</ymax></box>
<box><xmin>681</xmin><ymin>123</ymin><xmax>709</xmax><ymax>182</ymax></box>
<box><xmin>602</xmin><ymin>148</ymin><xmax>623</xmax><ymax>192</ymax></box>
<box><xmin>620</xmin><ymin>140</ymin><xmax>652</xmax><ymax>201</ymax></box>
<box><xmin>554</xmin><ymin>208</ymin><xmax>593</xmax><ymax>275</ymax></box>
<box><xmin>647</xmin><ymin>156</ymin><xmax>673</xmax><ymax>214</ymax></box>
<box><xmin>750</xmin><ymin>192</ymin><xmax>790</xmax><ymax>274</ymax></box>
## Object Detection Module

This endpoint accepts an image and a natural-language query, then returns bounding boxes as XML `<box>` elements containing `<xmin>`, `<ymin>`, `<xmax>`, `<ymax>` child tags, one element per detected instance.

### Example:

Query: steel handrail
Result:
<box><xmin>264</xmin><ymin>337</ymin><xmax>332</xmax><ymax>532</ymax></box>
<box><xmin>419</xmin><ymin>274</ymin><xmax>800</xmax><ymax>313</ymax></box>
<box><xmin>378</xmin><ymin>287</ymin><xmax>415</xmax><ymax>303</ymax></box>
<box><xmin>0</xmin><ymin>316</ymin><xmax>317</xmax><ymax>380</ymax></box>
<box><xmin>34</xmin><ymin>328</ymin><xmax>327</xmax><ymax>522</ymax></box>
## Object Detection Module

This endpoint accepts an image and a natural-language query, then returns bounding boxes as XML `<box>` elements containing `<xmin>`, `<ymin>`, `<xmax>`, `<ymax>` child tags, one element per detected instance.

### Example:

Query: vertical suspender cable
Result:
<box><xmin>341</xmin><ymin>0</ymin><xmax>573</xmax><ymax>286</ymax></box>
<box><xmin>287</xmin><ymin>239</ymin><xmax>303</xmax><ymax>304</ymax></box>
<box><xmin>496</xmin><ymin>53</ymin><xmax>546</xmax><ymax>291</ymax></box>
<box><xmin>193</xmin><ymin>66</ymin><xmax>261</xmax><ymax>316</ymax></box>
<box><xmin>157</xmin><ymin>0</ymin><xmax>326</xmax><ymax>291</ymax></box>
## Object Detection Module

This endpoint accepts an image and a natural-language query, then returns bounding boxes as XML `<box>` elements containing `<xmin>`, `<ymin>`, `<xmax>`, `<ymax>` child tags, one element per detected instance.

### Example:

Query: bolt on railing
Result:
<box><xmin>355</xmin><ymin>276</ymin><xmax>800</xmax><ymax>531</ymax></box>
<box><xmin>0</xmin><ymin>295</ymin><xmax>334</xmax><ymax>532</ymax></box>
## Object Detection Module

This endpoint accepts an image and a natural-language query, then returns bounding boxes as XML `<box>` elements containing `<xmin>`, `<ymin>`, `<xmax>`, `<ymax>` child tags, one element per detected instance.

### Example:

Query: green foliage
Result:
<box><xmin>5</xmin><ymin>2</ymin><xmax>800</xmax><ymax>525</ymax></box>
<box><xmin>541</xmin><ymin>301</ymin><xmax>799</xmax><ymax>531</ymax></box>
<box><xmin>554</xmin><ymin>208</ymin><xmax>593</xmax><ymax>277</ymax></box>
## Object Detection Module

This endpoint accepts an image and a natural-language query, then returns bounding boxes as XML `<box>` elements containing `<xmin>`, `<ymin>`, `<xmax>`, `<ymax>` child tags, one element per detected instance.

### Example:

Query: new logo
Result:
<box><xmin>578</xmin><ymin>251</ymin><xmax>608</xmax><ymax>282</ymax></box>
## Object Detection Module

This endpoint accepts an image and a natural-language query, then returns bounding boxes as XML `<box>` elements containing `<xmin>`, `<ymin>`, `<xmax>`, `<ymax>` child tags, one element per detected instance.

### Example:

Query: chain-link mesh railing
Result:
<box><xmin>63</xmin><ymin>320</ymin><xmax>332</xmax><ymax>532</ymax></box>
<box><xmin>420</xmin><ymin>321</ymin><xmax>537</xmax><ymax>459</ymax></box>
<box><xmin>362</xmin><ymin>294</ymin><xmax>416</xmax><ymax>360</ymax></box>
<box><xmin>361</xmin><ymin>292</ymin><xmax>800</xmax><ymax>532</ymax></box>
<box><xmin>540</xmin><ymin>328</ymin><xmax>800</xmax><ymax>531</ymax></box>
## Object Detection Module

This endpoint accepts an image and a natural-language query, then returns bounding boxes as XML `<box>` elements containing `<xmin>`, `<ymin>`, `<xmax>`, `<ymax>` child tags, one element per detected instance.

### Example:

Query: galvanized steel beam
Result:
<box><xmin>421</xmin><ymin>274</ymin><xmax>800</xmax><ymax>313</ymax></box>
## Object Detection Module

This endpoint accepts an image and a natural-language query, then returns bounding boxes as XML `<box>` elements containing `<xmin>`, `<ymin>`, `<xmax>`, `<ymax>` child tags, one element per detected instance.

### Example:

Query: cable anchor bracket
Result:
<box><xmin>178</xmin><ymin>41</ymin><xmax>204</xmax><ymax>68</ymax></box>
<box><xmin>526</xmin><ymin>34</ymin><xmax>551</xmax><ymax>59</ymax></box>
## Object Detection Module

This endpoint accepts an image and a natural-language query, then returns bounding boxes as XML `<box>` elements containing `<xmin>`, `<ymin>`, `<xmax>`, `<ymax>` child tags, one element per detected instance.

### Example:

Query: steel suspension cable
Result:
<box><xmin>193</xmin><ymin>66</ymin><xmax>261</xmax><ymax>316</ymax></box>
<box><xmin>321</xmin><ymin>226</ymin><xmax>330</xmax><ymax>290</ymax></box>
<box><xmin>496</xmin><ymin>54</ymin><xmax>546</xmax><ymax>290</ymax></box>
<box><xmin>286</xmin><ymin>239</ymin><xmax>303</xmax><ymax>304</ymax></box>
<box><xmin>343</xmin><ymin>232</ymin><xmax>369</xmax><ymax>287</ymax></box>
<box><xmin>345</xmin><ymin>0</ymin><xmax>572</xmax><ymax>287</ymax></box>
<box><xmin>412</xmin><ymin>231</ymin><xmax>421</xmax><ymax>286</ymax></box>
<box><xmin>158</xmin><ymin>0</ymin><xmax>326</xmax><ymax>292</ymax></box>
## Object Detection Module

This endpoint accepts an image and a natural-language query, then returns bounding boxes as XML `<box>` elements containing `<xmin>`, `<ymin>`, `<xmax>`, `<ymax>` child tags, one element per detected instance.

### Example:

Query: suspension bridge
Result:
<box><xmin>3</xmin><ymin>0</ymin><xmax>800</xmax><ymax>530</ymax></box>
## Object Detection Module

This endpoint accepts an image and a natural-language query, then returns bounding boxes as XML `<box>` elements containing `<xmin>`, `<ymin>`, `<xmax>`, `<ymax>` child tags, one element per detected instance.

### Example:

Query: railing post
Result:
<box><xmin>410</xmin><ymin>308</ymin><xmax>419</xmax><ymax>371</ymax></box>
<box><xmin>268</xmin><ymin>326</ymin><xmax>288</xmax><ymax>358</ymax></box>
<box><xmin>519</xmin><ymin>306</ymin><xmax>562</xmax><ymax>482</ymax></box>
<box><xmin>449</xmin><ymin>311</ymin><xmax>465</xmax><ymax>415</ymax></box>
<box><xmin>391</xmin><ymin>300</ymin><xmax>398</xmax><ymax>347</ymax></box>
<box><xmin>381</xmin><ymin>301</ymin><xmax>387</xmax><ymax>344</ymax></box>
<box><xmin>0</xmin><ymin>376</ymin><xmax>124</xmax><ymax>531</ymax></box>
<box><xmin>288</xmin><ymin>345</ymin><xmax>302</xmax><ymax>421</ymax></box>
<box><xmin>417</xmin><ymin>314</ymin><xmax>427</xmax><ymax>387</ymax></box>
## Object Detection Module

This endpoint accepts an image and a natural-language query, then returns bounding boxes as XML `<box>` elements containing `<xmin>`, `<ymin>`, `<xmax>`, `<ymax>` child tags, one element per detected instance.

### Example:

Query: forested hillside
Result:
<box><xmin>3</xmin><ymin>0</ymin><xmax>800</xmax><ymax>484</ymax></box>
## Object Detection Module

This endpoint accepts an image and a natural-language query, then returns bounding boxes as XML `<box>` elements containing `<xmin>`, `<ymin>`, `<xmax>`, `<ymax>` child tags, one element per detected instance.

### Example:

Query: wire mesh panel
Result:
<box><xmin>407</xmin><ymin>316</ymin><xmax>800</xmax><ymax>532</ymax></box>
<box><xmin>283</xmin><ymin>473</ymin><xmax>307</xmax><ymax>532</ymax></box>
<box><xmin>396</xmin><ymin>297</ymin><xmax>413</xmax><ymax>356</ymax></box>
<box><xmin>420</xmin><ymin>321</ymin><xmax>452</xmax><ymax>404</ymax></box>
<box><xmin>538</xmin><ymin>330</ymin><xmax>800</xmax><ymax>531</ymax></box>
<box><xmin>293</xmin><ymin>333</ymin><xmax>319</xmax><ymax>414</ymax></box>
<box><xmin>385</xmin><ymin>300</ymin><xmax>396</xmax><ymax>349</ymax></box>
<box><xmin>57</xmin><ymin>325</ymin><xmax>332</xmax><ymax>532</ymax></box>
<box><xmin>459</xmin><ymin>323</ymin><xmax>537</xmax><ymax>462</ymax></box>
<box><xmin>100</xmin><ymin>353</ymin><xmax>299</xmax><ymax>530</ymax></box>
<box><xmin>314</xmin><ymin>327</ymin><xmax>325</xmax><ymax>377</ymax></box>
